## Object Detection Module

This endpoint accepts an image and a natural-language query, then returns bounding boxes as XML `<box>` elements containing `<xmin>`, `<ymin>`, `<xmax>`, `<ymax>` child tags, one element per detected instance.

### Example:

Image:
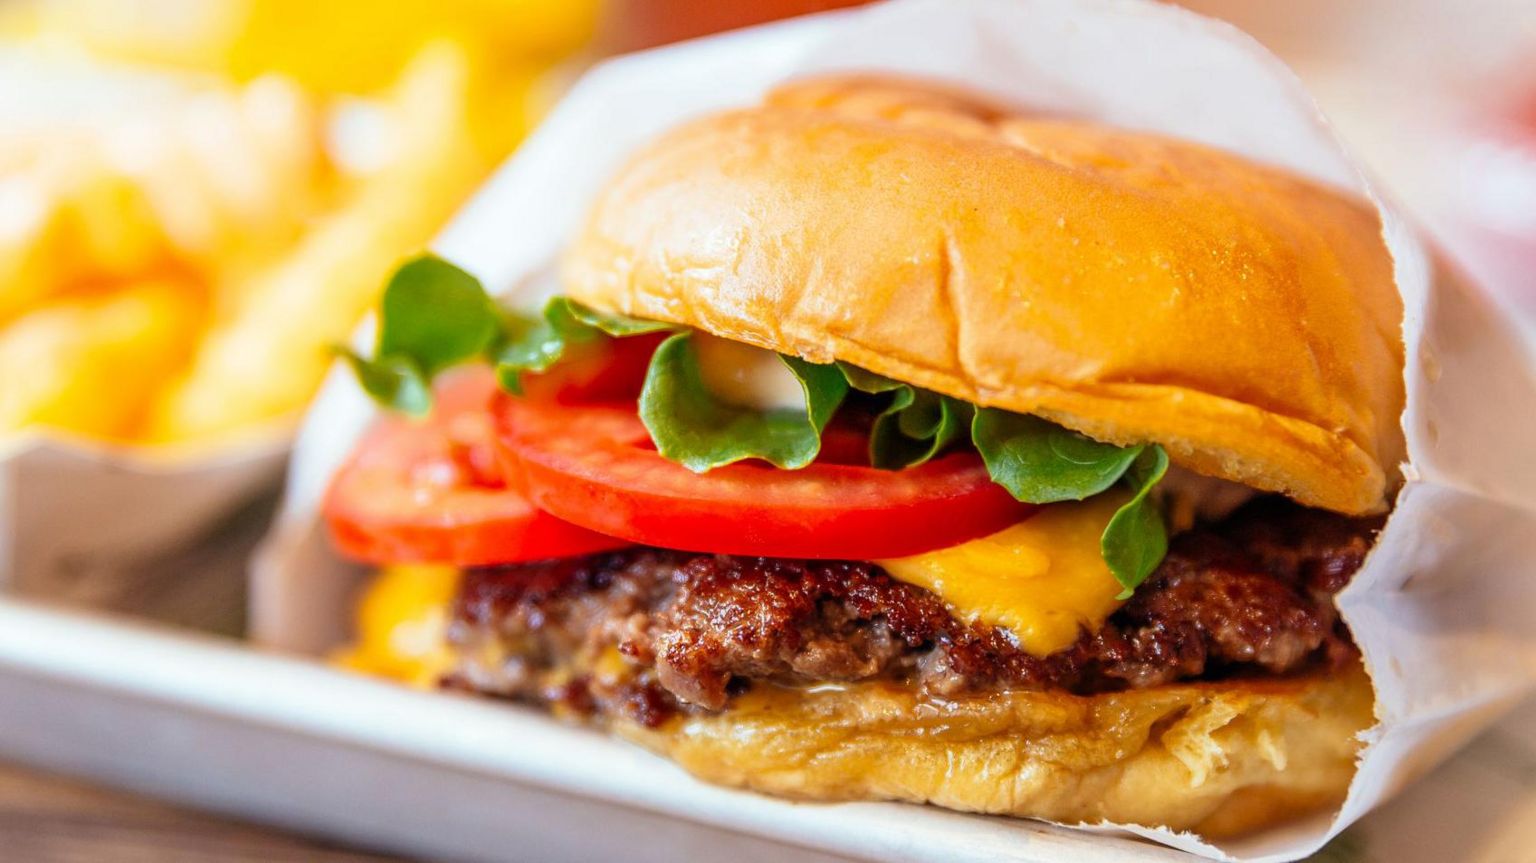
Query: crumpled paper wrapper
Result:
<box><xmin>254</xmin><ymin>0</ymin><xmax>1536</xmax><ymax>859</ymax></box>
<box><xmin>0</xmin><ymin>433</ymin><xmax>289</xmax><ymax>602</ymax></box>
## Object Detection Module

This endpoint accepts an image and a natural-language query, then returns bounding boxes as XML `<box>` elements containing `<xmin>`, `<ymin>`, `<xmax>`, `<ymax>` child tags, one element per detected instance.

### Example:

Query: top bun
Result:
<box><xmin>562</xmin><ymin>76</ymin><xmax>1405</xmax><ymax>515</ymax></box>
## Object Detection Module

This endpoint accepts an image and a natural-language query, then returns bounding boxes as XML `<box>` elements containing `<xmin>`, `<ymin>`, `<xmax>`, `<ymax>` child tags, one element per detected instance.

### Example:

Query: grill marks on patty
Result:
<box><xmin>446</xmin><ymin>498</ymin><xmax>1380</xmax><ymax>728</ymax></box>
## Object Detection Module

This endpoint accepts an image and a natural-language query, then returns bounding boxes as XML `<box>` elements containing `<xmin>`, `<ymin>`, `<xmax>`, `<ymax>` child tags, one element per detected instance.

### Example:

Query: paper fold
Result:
<box><xmin>1</xmin><ymin>433</ymin><xmax>287</xmax><ymax>600</ymax></box>
<box><xmin>255</xmin><ymin>2</ymin><xmax>1536</xmax><ymax>860</ymax></box>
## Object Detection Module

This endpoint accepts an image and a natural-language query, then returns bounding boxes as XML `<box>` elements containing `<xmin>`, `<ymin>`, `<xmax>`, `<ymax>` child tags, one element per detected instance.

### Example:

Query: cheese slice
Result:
<box><xmin>876</xmin><ymin>493</ymin><xmax>1129</xmax><ymax>657</ymax></box>
<box><xmin>334</xmin><ymin>563</ymin><xmax>460</xmax><ymax>686</ymax></box>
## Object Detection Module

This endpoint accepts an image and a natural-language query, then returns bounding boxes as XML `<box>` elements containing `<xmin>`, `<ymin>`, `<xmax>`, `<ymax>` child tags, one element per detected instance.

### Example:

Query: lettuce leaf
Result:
<box><xmin>343</xmin><ymin>254</ymin><xmax>667</xmax><ymax>410</ymax></box>
<box><xmin>493</xmin><ymin>297</ymin><xmax>675</xmax><ymax>393</ymax></box>
<box><xmin>1100</xmin><ymin>445</ymin><xmax>1170</xmax><ymax>597</ymax></box>
<box><xmin>971</xmin><ymin>409</ymin><xmax>1142</xmax><ymax>502</ymax></box>
<box><xmin>836</xmin><ymin>363</ymin><xmax>972</xmax><ymax>469</ymax></box>
<box><xmin>339</xmin><ymin>255</ymin><xmax>500</xmax><ymax>415</ymax></box>
<box><xmin>339</xmin><ymin>351</ymin><xmax>434</xmax><ymax>416</ymax></box>
<box><xmin>972</xmin><ymin>407</ymin><xmax>1168</xmax><ymax>594</ymax></box>
<box><xmin>639</xmin><ymin>333</ymin><xmax>848</xmax><ymax>471</ymax></box>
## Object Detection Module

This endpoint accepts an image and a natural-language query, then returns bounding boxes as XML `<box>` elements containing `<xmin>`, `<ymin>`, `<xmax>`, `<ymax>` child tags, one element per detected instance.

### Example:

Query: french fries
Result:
<box><xmin>7</xmin><ymin>0</ymin><xmax>597</xmax><ymax>93</ymax></box>
<box><xmin>150</xmin><ymin>47</ymin><xmax>503</xmax><ymax>441</ymax></box>
<box><xmin>0</xmin><ymin>281</ymin><xmax>201</xmax><ymax>440</ymax></box>
<box><xmin>0</xmin><ymin>75</ymin><xmax>330</xmax><ymax>325</ymax></box>
<box><xmin>0</xmin><ymin>64</ymin><xmax>334</xmax><ymax>442</ymax></box>
<box><xmin>0</xmin><ymin>1</ymin><xmax>596</xmax><ymax>447</ymax></box>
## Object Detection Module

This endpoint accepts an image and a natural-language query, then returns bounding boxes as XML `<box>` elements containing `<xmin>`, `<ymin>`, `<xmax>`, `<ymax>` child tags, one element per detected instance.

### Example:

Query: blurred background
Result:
<box><xmin>0</xmin><ymin>0</ymin><xmax>1531</xmax><ymax>452</ymax></box>
<box><xmin>0</xmin><ymin>0</ymin><xmax>602</xmax><ymax>446</ymax></box>
<box><xmin>0</xmin><ymin>0</ymin><xmax>895</xmax><ymax>450</ymax></box>
<box><xmin>1179</xmin><ymin>0</ymin><xmax>1536</xmax><ymax>331</ymax></box>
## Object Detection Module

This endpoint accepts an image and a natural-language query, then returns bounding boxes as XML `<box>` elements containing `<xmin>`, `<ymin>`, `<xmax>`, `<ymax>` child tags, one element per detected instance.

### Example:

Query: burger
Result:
<box><xmin>324</xmin><ymin>76</ymin><xmax>1400</xmax><ymax>837</ymax></box>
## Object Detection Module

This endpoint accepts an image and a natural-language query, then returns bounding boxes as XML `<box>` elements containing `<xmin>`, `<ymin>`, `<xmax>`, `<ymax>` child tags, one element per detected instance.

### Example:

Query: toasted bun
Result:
<box><xmin>563</xmin><ymin>77</ymin><xmax>1405</xmax><ymax>515</ymax></box>
<box><xmin>619</xmin><ymin>662</ymin><xmax>1374</xmax><ymax>837</ymax></box>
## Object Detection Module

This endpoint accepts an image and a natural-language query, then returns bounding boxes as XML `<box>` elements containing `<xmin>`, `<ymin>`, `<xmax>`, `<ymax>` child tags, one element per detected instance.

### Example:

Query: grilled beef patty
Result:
<box><xmin>445</xmin><ymin>497</ymin><xmax>1380</xmax><ymax>728</ymax></box>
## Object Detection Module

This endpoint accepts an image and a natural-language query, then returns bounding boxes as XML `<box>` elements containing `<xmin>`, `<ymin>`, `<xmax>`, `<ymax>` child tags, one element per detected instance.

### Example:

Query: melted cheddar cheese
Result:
<box><xmin>875</xmin><ymin>492</ymin><xmax>1129</xmax><ymax>657</ymax></box>
<box><xmin>334</xmin><ymin>563</ymin><xmax>460</xmax><ymax>686</ymax></box>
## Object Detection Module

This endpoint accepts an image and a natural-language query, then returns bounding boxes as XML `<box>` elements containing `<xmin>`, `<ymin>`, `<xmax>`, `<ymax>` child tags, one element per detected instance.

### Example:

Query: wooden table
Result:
<box><xmin>0</xmin><ymin>760</ymin><xmax>406</xmax><ymax>862</ymax></box>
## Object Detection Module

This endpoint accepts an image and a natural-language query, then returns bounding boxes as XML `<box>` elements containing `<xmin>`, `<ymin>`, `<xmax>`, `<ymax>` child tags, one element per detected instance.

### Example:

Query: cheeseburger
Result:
<box><xmin>326</xmin><ymin>77</ymin><xmax>1400</xmax><ymax>836</ymax></box>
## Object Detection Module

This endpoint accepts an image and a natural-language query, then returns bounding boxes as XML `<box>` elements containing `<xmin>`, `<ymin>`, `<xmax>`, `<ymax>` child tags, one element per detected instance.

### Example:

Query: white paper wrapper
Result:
<box><xmin>0</xmin><ymin>432</ymin><xmax>288</xmax><ymax>600</ymax></box>
<box><xmin>255</xmin><ymin>1</ymin><xmax>1536</xmax><ymax>859</ymax></box>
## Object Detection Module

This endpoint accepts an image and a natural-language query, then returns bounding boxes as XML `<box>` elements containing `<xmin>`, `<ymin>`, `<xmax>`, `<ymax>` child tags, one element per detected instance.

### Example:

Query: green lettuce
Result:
<box><xmin>970</xmin><ymin>410</ymin><xmax>1141</xmax><ymax>503</ymax></box>
<box><xmin>639</xmin><ymin>333</ymin><xmax>848</xmax><ymax>471</ymax></box>
<box><xmin>493</xmin><ymin>296</ymin><xmax>676</xmax><ymax>393</ymax></box>
<box><xmin>971</xmin><ymin>407</ymin><xmax>1167</xmax><ymax>593</ymax></box>
<box><xmin>836</xmin><ymin>364</ymin><xmax>973</xmax><ymax>469</ymax></box>
<box><xmin>341</xmin><ymin>254</ymin><xmax>668</xmax><ymax>412</ymax></box>
<box><xmin>1100</xmin><ymin>446</ymin><xmax>1170</xmax><ymax>598</ymax></box>
<box><xmin>340</xmin><ymin>256</ymin><xmax>501</xmax><ymax>415</ymax></box>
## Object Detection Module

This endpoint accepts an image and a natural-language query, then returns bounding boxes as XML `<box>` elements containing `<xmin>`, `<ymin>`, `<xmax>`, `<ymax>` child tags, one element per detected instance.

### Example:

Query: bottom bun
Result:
<box><xmin>617</xmin><ymin>663</ymin><xmax>1375</xmax><ymax>837</ymax></box>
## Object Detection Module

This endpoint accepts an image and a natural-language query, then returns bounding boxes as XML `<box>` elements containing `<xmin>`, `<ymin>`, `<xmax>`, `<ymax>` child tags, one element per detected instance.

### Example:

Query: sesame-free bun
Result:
<box><xmin>620</xmin><ymin>663</ymin><xmax>1375</xmax><ymax>838</ymax></box>
<box><xmin>563</xmin><ymin>77</ymin><xmax>1405</xmax><ymax>515</ymax></box>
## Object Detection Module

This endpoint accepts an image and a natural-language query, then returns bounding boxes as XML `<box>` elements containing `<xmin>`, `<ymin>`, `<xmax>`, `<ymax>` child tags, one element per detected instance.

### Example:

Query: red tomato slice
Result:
<box><xmin>324</xmin><ymin>368</ymin><xmax>629</xmax><ymax>566</ymax></box>
<box><xmin>493</xmin><ymin>394</ymin><xmax>1037</xmax><ymax>559</ymax></box>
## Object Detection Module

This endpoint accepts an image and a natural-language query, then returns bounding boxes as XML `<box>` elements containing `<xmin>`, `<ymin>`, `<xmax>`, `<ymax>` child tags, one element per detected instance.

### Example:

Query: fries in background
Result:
<box><xmin>0</xmin><ymin>74</ymin><xmax>332</xmax><ymax>324</ymax></box>
<box><xmin>0</xmin><ymin>0</ymin><xmax>598</xmax><ymax>447</ymax></box>
<box><xmin>150</xmin><ymin>47</ymin><xmax>497</xmax><ymax>441</ymax></box>
<box><xmin>0</xmin><ymin>281</ymin><xmax>202</xmax><ymax>440</ymax></box>
<box><xmin>4</xmin><ymin>0</ymin><xmax>598</xmax><ymax>93</ymax></box>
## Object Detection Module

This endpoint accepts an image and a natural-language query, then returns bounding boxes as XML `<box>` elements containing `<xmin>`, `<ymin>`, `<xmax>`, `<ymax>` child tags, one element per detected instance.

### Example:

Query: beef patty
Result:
<box><xmin>445</xmin><ymin>497</ymin><xmax>1380</xmax><ymax>728</ymax></box>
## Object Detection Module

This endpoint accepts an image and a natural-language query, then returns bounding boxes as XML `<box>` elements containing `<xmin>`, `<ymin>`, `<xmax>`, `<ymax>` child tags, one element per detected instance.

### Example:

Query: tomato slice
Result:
<box><xmin>493</xmin><ymin>394</ymin><xmax>1037</xmax><ymax>559</ymax></box>
<box><xmin>324</xmin><ymin>368</ymin><xmax>629</xmax><ymax>566</ymax></box>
